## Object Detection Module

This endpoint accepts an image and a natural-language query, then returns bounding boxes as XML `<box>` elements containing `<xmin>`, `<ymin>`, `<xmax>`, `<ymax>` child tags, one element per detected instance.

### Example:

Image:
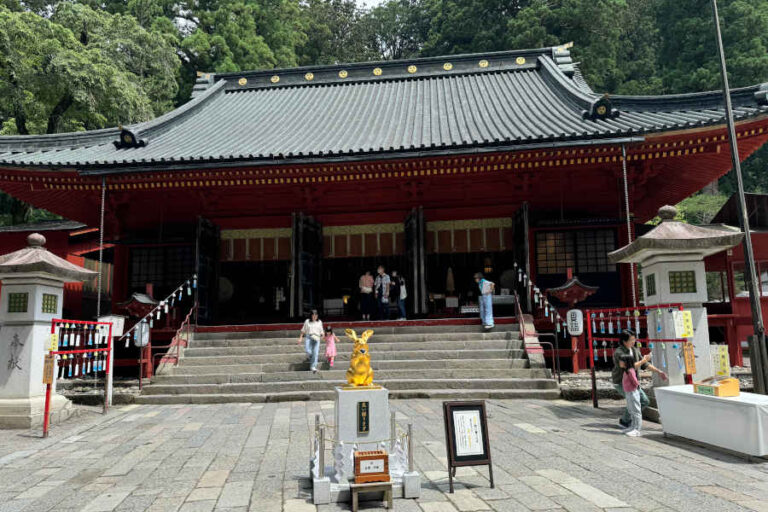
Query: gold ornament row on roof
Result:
<box><xmin>232</xmin><ymin>57</ymin><xmax>532</xmax><ymax>87</ymax></box>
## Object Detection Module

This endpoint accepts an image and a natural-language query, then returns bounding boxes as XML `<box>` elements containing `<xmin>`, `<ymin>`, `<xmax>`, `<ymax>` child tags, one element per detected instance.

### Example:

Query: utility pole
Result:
<box><xmin>711</xmin><ymin>0</ymin><xmax>768</xmax><ymax>393</ymax></box>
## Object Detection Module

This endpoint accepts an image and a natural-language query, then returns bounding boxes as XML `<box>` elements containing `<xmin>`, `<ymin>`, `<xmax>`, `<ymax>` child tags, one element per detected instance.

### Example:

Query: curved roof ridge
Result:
<box><xmin>610</xmin><ymin>83</ymin><xmax>767</xmax><ymax>112</ymax></box>
<box><xmin>0</xmin><ymin>77</ymin><xmax>226</xmax><ymax>154</ymax></box>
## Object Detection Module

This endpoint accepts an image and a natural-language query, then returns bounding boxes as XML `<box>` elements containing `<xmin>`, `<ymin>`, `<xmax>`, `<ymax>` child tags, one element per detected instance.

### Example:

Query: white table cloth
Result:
<box><xmin>655</xmin><ymin>385</ymin><xmax>768</xmax><ymax>457</ymax></box>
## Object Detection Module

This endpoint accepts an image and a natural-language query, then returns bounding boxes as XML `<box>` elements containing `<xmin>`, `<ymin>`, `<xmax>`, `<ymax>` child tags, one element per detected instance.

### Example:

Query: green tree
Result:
<box><xmin>363</xmin><ymin>0</ymin><xmax>428</xmax><ymax>60</ymax></box>
<box><xmin>297</xmin><ymin>0</ymin><xmax>376</xmax><ymax>65</ymax></box>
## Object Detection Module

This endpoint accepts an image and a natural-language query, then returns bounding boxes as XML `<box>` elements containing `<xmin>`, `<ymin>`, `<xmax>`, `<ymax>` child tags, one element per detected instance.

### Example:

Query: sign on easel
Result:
<box><xmin>442</xmin><ymin>401</ymin><xmax>494</xmax><ymax>493</ymax></box>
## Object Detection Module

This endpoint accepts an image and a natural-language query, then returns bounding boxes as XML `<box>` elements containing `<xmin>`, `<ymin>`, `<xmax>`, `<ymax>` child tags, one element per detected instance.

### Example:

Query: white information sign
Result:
<box><xmin>567</xmin><ymin>309</ymin><xmax>584</xmax><ymax>336</ymax></box>
<box><xmin>359</xmin><ymin>459</ymin><xmax>385</xmax><ymax>474</ymax></box>
<box><xmin>453</xmin><ymin>410</ymin><xmax>484</xmax><ymax>456</ymax></box>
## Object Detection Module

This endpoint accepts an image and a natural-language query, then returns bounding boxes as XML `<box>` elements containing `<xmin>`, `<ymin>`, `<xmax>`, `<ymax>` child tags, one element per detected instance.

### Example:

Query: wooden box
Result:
<box><xmin>693</xmin><ymin>377</ymin><xmax>740</xmax><ymax>397</ymax></box>
<box><xmin>353</xmin><ymin>450</ymin><xmax>390</xmax><ymax>484</ymax></box>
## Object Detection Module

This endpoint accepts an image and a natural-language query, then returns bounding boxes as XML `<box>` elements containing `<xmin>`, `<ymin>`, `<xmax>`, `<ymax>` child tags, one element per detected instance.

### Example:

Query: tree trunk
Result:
<box><xmin>46</xmin><ymin>94</ymin><xmax>74</xmax><ymax>134</ymax></box>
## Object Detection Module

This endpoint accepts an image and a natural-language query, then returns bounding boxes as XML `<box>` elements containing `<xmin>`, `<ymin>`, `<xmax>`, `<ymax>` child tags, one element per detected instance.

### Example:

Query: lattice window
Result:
<box><xmin>42</xmin><ymin>293</ymin><xmax>58</xmax><ymax>314</ymax></box>
<box><xmin>130</xmin><ymin>246</ymin><xmax>195</xmax><ymax>293</ymax></box>
<box><xmin>575</xmin><ymin>230</ymin><xmax>616</xmax><ymax>273</ymax></box>
<box><xmin>535</xmin><ymin>232</ymin><xmax>575</xmax><ymax>274</ymax></box>
<box><xmin>645</xmin><ymin>274</ymin><xmax>656</xmax><ymax>297</ymax></box>
<box><xmin>669</xmin><ymin>271</ymin><xmax>696</xmax><ymax>294</ymax></box>
<box><xmin>8</xmin><ymin>292</ymin><xmax>28</xmax><ymax>313</ymax></box>
<box><xmin>535</xmin><ymin>229</ymin><xmax>616</xmax><ymax>275</ymax></box>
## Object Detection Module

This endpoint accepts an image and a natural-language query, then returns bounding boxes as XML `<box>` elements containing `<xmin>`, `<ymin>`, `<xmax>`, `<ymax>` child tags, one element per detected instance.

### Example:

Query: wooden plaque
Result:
<box><xmin>443</xmin><ymin>400</ymin><xmax>494</xmax><ymax>493</ymax></box>
<box><xmin>353</xmin><ymin>450</ymin><xmax>390</xmax><ymax>484</ymax></box>
<box><xmin>42</xmin><ymin>354</ymin><xmax>55</xmax><ymax>385</ymax></box>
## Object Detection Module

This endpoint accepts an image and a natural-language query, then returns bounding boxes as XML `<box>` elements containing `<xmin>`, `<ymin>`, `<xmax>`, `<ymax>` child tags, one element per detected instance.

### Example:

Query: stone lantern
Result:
<box><xmin>0</xmin><ymin>233</ymin><xmax>97</xmax><ymax>429</ymax></box>
<box><xmin>609</xmin><ymin>206</ymin><xmax>744</xmax><ymax>385</ymax></box>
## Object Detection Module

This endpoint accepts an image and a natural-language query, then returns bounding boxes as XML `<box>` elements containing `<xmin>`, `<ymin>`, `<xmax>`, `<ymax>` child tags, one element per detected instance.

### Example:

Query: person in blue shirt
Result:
<box><xmin>474</xmin><ymin>272</ymin><xmax>495</xmax><ymax>329</ymax></box>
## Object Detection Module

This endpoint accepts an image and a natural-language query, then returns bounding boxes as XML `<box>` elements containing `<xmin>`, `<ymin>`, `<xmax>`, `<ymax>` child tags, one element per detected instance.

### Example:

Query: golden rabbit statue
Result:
<box><xmin>345</xmin><ymin>328</ymin><xmax>374</xmax><ymax>386</ymax></box>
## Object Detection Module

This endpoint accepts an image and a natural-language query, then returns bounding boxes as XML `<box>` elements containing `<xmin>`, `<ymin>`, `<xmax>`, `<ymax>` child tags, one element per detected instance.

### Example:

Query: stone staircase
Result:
<box><xmin>136</xmin><ymin>323</ymin><xmax>560</xmax><ymax>404</ymax></box>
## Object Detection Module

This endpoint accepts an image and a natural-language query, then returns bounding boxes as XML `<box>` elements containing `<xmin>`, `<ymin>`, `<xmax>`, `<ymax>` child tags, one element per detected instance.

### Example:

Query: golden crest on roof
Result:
<box><xmin>479</xmin><ymin>59</ymin><xmax>489</xmax><ymax>68</ymax></box>
<box><xmin>339</xmin><ymin>70</ymin><xmax>348</xmax><ymax>78</ymax></box>
<box><xmin>443</xmin><ymin>62</ymin><xmax>453</xmax><ymax>71</ymax></box>
<box><xmin>407</xmin><ymin>65</ymin><xmax>417</xmax><ymax>74</ymax></box>
<box><xmin>237</xmin><ymin>77</ymin><xmax>247</xmax><ymax>86</ymax></box>
<box><xmin>515</xmin><ymin>57</ymin><xmax>526</xmax><ymax>65</ymax></box>
<box><xmin>373</xmin><ymin>67</ymin><xmax>383</xmax><ymax>76</ymax></box>
<box><xmin>305</xmin><ymin>72</ymin><xmax>314</xmax><ymax>81</ymax></box>
<box><xmin>270</xmin><ymin>75</ymin><xmax>280</xmax><ymax>84</ymax></box>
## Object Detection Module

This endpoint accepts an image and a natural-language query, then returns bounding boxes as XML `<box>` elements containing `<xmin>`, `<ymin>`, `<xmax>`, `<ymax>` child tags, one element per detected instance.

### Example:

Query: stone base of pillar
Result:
<box><xmin>0</xmin><ymin>394</ymin><xmax>74</xmax><ymax>429</ymax></box>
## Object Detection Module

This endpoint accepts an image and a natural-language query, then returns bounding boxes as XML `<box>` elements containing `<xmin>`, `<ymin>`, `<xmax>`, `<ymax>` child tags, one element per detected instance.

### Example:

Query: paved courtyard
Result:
<box><xmin>0</xmin><ymin>399</ymin><xmax>767</xmax><ymax>512</ymax></box>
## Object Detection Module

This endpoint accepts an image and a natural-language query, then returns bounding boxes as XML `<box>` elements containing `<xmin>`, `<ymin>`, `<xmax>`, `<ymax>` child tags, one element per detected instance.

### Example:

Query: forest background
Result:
<box><xmin>2</xmin><ymin>0</ymin><xmax>768</xmax><ymax>225</ymax></box>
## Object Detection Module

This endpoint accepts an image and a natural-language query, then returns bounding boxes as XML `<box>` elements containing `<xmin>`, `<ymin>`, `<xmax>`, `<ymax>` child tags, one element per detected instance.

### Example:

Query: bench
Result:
<box><xmin>349</xmin><ymin>481</ymin><xmax>393</xmax><ymax>512</ymax></box>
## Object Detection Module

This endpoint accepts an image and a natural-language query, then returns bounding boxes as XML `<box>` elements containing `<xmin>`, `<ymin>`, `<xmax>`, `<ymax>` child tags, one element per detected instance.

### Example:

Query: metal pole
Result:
<box><xmin>318</xmin><ymin>426</ymin><xmax>325</xmax><ymax>480</ymax></box>
<box><xmin>711</xmin><ymin>0</ymin><xmax>768</xmax><ymax>393</ymax></box>
<box><xmin>407</xmin><ymin>423</ymin><xmax>414</xmax><ymax>473</ymax></box>
<box><xmin>96</xmin><ymin>177</ymin><xmax>106</xmax><ymax>319</ymax></box>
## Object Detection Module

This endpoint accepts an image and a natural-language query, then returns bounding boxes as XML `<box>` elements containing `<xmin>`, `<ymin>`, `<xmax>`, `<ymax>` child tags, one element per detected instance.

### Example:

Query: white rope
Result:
<box><xmin>621</xmin><ymin>145</ymin><xmax>637</xmax><ymax>308</ymax></box>
<box><xmin>96</xmin><ymin>176</ymin><xmax>106</xmax><ymax>318</ymax></box>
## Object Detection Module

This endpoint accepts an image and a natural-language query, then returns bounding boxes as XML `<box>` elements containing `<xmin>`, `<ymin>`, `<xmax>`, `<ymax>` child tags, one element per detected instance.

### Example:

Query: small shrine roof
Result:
<box><xmin>0</xmin><ymin>220</ymin><xmax>86</xmax><ymax>233</ymax></box>
<box><xmin>0</xmin><ymin>233</ymin><xmax>97</xmax><ymax>281</ymax></box>
<box><xmin>1</xmin><ymin>44</ymin><xmax>768</xmax><ymax>173</ymax></box>
<box><xmin>609</xmin><ymin>206</ymin><xmax>745</xmax><ymax>263</ymax></box>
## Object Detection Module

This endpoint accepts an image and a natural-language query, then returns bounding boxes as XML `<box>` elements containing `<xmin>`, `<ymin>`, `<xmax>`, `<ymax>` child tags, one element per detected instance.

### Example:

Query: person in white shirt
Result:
<box><xmin>297</xmin><ymin>309</ymin><xmax>324</xmax><ymax>373</ymax></box>
<box><xmin>474</xmin><ymin>272</ymin><xmax>495</xmax><ymax>329</ymax></box>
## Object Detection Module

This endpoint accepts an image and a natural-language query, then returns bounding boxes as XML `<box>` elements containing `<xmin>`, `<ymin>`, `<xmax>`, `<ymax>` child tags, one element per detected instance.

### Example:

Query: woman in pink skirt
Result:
<box><xmin>324</xmin><ymin>326</ymin><xmax>339</xmax><ymax>367</ymax></box>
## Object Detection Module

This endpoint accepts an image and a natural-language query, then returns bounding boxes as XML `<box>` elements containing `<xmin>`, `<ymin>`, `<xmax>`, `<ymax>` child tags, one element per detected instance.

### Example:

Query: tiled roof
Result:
<box><xmin>1</xmin><ymin>45</ymin><xmax>767</xmax><ymax>173</ymax></box>
<box><xmin>0</xmin><ymin>220</ymin><xmax>86</xmax><ymax>233</ymax></box>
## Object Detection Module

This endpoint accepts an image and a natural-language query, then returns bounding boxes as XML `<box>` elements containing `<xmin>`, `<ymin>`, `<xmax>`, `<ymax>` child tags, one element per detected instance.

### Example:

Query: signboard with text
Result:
<box><xmin>443</xmin><ymin>401</ymin><xmax>494</xmax><ymax>493</ymax></box>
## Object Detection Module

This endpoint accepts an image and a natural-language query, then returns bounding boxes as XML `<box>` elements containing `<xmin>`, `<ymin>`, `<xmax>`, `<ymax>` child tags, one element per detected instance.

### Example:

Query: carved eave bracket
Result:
<box><xmin>114</xmin><ymin>128</ymin><xmax>147</xmax><ymax>150</ymax></box>
<box><xmin>583</xmin><ymin>95</ymin><xmax>620</xmax><ymax>121</ymax></box>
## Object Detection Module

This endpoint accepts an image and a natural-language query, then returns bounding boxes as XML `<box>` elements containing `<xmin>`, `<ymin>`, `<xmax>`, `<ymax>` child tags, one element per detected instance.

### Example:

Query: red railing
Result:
<box><xmin>585</xmin><ymin>304</ymin><xmax>687</xmax><ymax>408</ymax></box>
<box><xmin>44</xmin><ymin>319</ymin><xmax>113</xmax><ymax>437</ymax></box>
<box><xmin>147</xmin><ymin>302</ymin><xmax>198</xmax><ymax>388</ymax></box>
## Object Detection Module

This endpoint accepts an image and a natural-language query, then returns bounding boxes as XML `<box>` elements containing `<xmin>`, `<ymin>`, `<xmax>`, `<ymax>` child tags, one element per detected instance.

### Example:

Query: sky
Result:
<box><xmin>357</xmin><ymin>0</ymin><xmax>384</xmax><ymax>7</ymax></box>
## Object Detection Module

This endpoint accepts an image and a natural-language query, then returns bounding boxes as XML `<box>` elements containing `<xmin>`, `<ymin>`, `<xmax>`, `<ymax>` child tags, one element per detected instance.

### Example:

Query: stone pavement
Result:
<box><xmin>0</xmin><ymin>399</ymin><xmax>767</xmax><ymax>512</ymax></box>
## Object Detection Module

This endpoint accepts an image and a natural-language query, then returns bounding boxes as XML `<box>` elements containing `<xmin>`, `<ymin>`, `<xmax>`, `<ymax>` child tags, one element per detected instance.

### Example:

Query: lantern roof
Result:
<box><xmin>609</xmin><ymin>205</ymin><xmax>745</xmax><ymax>263</ymax></box>
<box><xmin>0</xmin><ymin>233</ymin><xmax>97</xmax><ymax>281</ymax></box>
<box><xmin>2</xmin><ymin>44</ymin><xmax>768</xmax><ymax>174</ymax></box>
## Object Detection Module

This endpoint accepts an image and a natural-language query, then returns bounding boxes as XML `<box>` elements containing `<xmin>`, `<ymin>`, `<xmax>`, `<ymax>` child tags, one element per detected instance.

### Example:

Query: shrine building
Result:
<box><xmin>2</xmin><ymin>44</ymin><xmax>768</xmax><ymax>329</ymax></box>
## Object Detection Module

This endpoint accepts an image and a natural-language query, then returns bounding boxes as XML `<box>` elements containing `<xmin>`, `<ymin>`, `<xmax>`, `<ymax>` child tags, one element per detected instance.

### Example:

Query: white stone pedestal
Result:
<box><xmin>333</xmin><ymin>386</ymin><xmax>390</xmax><ymax>482</ymax></box>
<box><xmin>312</xmin><ymin>386</ymin><xmax>421</xmax><ymax>504</ymax></box>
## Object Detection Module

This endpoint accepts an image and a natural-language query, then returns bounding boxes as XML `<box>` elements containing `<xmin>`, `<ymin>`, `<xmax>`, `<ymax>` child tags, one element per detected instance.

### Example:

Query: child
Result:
<box><xmin>324</xmin><ymin>326</ymin><xmax>339</xmax><ymax>368</ymax></box>
<box><xmin>621</xmin><ymin>353</ymin><xmax>642</xmax><ymax>437</ymax></box>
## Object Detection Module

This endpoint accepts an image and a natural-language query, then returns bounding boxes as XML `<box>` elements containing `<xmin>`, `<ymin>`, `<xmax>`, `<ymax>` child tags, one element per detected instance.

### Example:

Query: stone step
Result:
<box><xmin>141</xmin><ymin>377</ymin><xmax>558</xmax><ymax>395</ymax></box>
<box><xmin>190</xmin><ymin>331</ymin><xmax>517</xmax><ymax>347</ymax></box>
<box><xmin>193</xmin><ymin>323</ymin><xmax>519</xmax><ymax>340</ymax></box>
<box><xmin>134</xmin><ymin>387</ymin><xmax>559</xmax><ymax>404</ymax></box>
<box><xmin>178</xmin><ymin>348</ymin><xmax>526</xmax><ymax>366</ymax></box>
<box><xmin>170</xmin><ymin>358</ymin><xmax>530</xmax><ymax>375</ymax></box>
<box><xmin>183</xmin><ymin>338</ymin><xmax>523</xmax><ymax>357</ymax></box>
<box><xmin>152</xmin><ymin>367</ymin><xmax>551</xmax><ymax>384</ymax></box>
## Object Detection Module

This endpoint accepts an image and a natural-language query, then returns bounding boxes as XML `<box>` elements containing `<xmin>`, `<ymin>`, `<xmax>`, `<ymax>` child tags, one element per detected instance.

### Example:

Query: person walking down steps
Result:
<box><xmin>324</xmin><ymin>325</ymin><xmax>339</xmax><ymax>368</ymax></box>
<box><xmin>298</xmin><ymin>309</ymin><xmax>324</xmax><ymax>373</ymax></box>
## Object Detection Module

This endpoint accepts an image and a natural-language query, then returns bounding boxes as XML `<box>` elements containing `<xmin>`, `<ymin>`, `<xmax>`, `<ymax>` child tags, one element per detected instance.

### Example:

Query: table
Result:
<box><xmin>349</xmin><ymin>481</ymin><xmax>393</xmax><ymax>511</ymax></box>
<box><xmin>655</xmin><ymin>385</ymin><xmax>768</xmax><ymax>457</ymax></box>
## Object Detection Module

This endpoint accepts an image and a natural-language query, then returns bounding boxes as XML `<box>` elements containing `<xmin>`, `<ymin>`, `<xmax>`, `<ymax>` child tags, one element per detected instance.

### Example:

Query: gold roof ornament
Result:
<box><xmin>270</xmin><ymin>75</ymin><xmax>280</xmax><ymax>84</ymax></box>
<box><xmin>443</xmin><ymin>62</ymin><xmax>453</xmax><ymax>71</ymax></box>
<box><xmin>407</xmin><ymin>65</ymin><xmax>417</xmax><ymax>74</ymax></box>
<box><xmin>339</xmin><ymin>70</ymin><xmax>348</xmax><ymax>79</ymax></box>
<box><xmin>238</xmin><ymin>77</ymin><xmax>247</xmax><ymax>86</ymax></box>
<box><xmin>479</xmin><ymin>59</ymin><xmax>489</xmax><ymax>68</ymax></box>
<box><xmin>373</xmin><ymin>67</ymin><xmax>383</xmax><ymax>76</ymax></box>
<box><xmin>345</xmin><ymin>329</ymin><xmax>375</xmax><ymax>387</ymax></box>
<box><xmin>515</xmin><ymin>57</ymin><xmax>526</xmax><ymax>65</ymax></box>
<box><xmin>305</xmin><ymin>72</ymin><xmax>314</xmax><ymax>81</ymax></box>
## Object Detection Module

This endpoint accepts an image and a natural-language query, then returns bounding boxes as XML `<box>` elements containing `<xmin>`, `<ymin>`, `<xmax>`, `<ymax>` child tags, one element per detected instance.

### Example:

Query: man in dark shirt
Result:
<box><xmin>612</xmin><ymin>329</ymin><xmax>667</xmax><ymax>428</ymax></box>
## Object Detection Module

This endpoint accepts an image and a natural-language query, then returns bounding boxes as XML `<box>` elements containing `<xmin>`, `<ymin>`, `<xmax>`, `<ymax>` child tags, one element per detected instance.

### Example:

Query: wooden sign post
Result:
<box><xmin>442</xmin><ymin>401</ymin><xmax>494</xmax><ymax>493</ymax></box>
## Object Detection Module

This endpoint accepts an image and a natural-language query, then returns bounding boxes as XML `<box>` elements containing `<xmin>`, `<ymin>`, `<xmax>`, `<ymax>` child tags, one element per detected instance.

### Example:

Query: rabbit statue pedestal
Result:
<box><xmin>312</xmin><ymin>386</ymin><xmax>421</xmax><ymax>504</ymax></box>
